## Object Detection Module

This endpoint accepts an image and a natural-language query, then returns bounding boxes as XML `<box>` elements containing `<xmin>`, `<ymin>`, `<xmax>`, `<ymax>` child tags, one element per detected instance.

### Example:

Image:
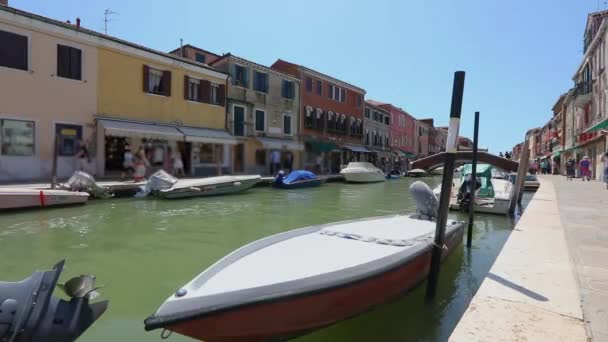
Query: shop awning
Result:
<box><xmin>342</xmin><ymin>145</ymin><xmax>370</xmax><ymax>153</ymax></box>
<box><xmin>393</xmin><ymin>150</ymin><xmax>406</xmax><ymax>157</ymax></box>
<box><xmin>179</xmin><ymin>127</ymin><xmax>237</xmax><ymax>145</ymax></box>
<box><xmin>98</xmin><ymin>119</ymin><xmax>183</xmax><ymax>139</ymax></box>
<box><xmin>257</xmin><ymin>137</ymin><xmax>304</xmax><ymax>151</ymax></box>
<box><xmin>585</xmin><ymin>118</ymin><xmax>608</xmax><ymax>132</ymax></box>
<box><xmin>306</xmin><ymin>140</ymin><xmax>339</xmax><ymax>153</ymax></box>
<box><xmin>552</xmin><ymin>150</ymin><xmax>561</xmax><ymax>157</ymax></box>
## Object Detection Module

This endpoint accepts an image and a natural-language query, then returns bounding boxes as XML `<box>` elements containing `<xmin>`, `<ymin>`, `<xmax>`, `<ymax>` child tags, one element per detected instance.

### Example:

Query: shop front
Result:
<box><xmin>341</xmin><ymin>145</ymin><xmax>371</xmax><ymax>166</ymax></box>
<box><xmin>179</xmin><ymin>126</ymin><xmax>237</xmax><ymax>176</ymax></box>
<box><xmin>249</xmin><ymin>137</ymin><xmax>304</xmax><ymax>175</ymax></box>
<box><xmin>303</xmin><ymin>139</ymin><xmax>340</xmax><ymax>174</ymax></box>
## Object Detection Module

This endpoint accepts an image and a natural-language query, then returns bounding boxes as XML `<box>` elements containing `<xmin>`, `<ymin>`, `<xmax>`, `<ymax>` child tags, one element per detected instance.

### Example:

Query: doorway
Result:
<box><xmin>234</xmin><ymin>143</ymin><xmax>244</xmax><ymax>173</ymax></box>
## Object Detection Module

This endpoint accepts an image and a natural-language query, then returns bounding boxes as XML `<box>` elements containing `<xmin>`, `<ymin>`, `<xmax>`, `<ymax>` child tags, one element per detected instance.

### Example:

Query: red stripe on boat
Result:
<box><xmin>39</xmin><ymin>190</ymin><xmax>45</xmax><ymax>207</ymax></box>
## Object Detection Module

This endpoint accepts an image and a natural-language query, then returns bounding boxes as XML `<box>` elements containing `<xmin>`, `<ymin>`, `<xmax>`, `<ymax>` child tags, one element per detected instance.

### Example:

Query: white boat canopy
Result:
<box><xmin>178</xmin><ymin>126</ymin><xmax>238</xmax><ymax>145</ymax></box>
<box><xmin>97</xmin><ymin>118</ymin><xmax>183</xmax><ymax>140</ymax></box>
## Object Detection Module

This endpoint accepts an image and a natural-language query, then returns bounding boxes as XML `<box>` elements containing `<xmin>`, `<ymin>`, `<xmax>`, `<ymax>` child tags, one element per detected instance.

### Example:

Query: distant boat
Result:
<box><xmin>508</xmin><ymin>173</ymin><xmax>540</xmax><ymax>191</ymax></box>
<box><xmin>145</xmin><ymin>181</ymin><xmax>465</xmax><ymax>342</ymax></box>
<box><xmin>407</xmin><ymin>169</ymin><xmax>428</xmax><ymax>177</ymax></box>
<box><xmin>386</xmin><ymin>169</ymin><xmax>402</xmax><ymax>179</ymax></box>
<box><xmin>340</xmin><ymin>162</ymin><xmax>386</xmax><ymax>183</ymax></box>
<box><xmin>272</xmin><ymin>170</ymin><xmax>325</xmax><ymax>189</ymax></box>
<box><xmin>0</xmin><ymin>188</ymin><xmax>89</xmax><ymax>210</ymax></box>
<box><xmin>137</xmin><ymin>171</ymin><xmax>260</xmax><ymax>199</ymax></box>
<box><xmin>430</xmin><ymin>167</ymin><xmax>444</xmax><ymax>175</ymax></box>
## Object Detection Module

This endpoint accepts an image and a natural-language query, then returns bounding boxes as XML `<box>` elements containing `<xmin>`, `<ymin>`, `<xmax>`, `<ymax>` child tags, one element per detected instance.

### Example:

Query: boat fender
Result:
<box><xmin>409</xmin><ymin>181</ymin><xmax>439</xmax><ymax>219</ymax></box>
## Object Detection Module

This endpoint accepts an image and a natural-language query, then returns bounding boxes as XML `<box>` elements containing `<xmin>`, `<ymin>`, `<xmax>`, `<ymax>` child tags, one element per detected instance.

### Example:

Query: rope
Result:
<box><xmin>160</xmin><ymin>329</ymin><xmax>172</xmax><ymax>339</ymax></box>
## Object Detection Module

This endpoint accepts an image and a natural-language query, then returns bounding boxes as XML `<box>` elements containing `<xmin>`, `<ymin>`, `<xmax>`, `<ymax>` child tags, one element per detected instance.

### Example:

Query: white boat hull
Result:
<box><xmin>341</xmin><ymin>172</ymin><xmax>386</xmax><ymax>183</ymax></box>
<box><xmin>0</xmin><ymin>188</ymin><xmax>89</xmax><ymax>210</ymax></box>
<box><xmin>434</xmin><ymin>178</ymin><xmax>514</xmax><ymax>215</ymax></box>
<box><xmin>159</xmin><ymin>176</ymin><xmax>260</xmax><ymax>199</ymax></box>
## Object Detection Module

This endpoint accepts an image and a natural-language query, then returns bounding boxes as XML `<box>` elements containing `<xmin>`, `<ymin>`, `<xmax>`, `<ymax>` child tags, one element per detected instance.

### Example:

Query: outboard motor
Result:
<box><xmin>273</xmin><ymin>170</ymin><xmax>285</xmax><ymax>186</ymax></box>
<box><xmin>456</xmin><ymin>173</ymin><xmax>481</xmax><ymax>211</ymax></box>
<box><xmin>135</xmin><ymin>170</ymin><xmax>178</xmax><ymax>198</ymax></box>
<box><xmin>63</xmin><ymin>171</ymin><xmax>112</xmax><ymax>199</ymax></box>
<box><xmin>409</xmin><ymin>181</ymin><xmax>439</xmax><ymax>219</ymax></box>
<box><xmin>0</xmin><ymin>260</ymin><xmax>108</xmax><ymax>342</ymax></box>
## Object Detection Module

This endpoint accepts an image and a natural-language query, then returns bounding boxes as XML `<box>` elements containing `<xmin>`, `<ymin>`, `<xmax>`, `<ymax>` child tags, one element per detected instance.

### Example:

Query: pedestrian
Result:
<box><xmin>133</xmin><ymin>146</ymin><xmax>149</xmax><ymax>182</ymax></box>
<box><xmin>602</xmin><ymin>152</ymin><xmax>608</xmax><ymax>189</ymax></box>
<box><xmin>75</xmin><ymin>144</ymin><xmax>90</xmax><ymax>173</ymax></box>
<box><xmin>173</xmin><ymin>150</ymin><xmax>185</xmax><ymax>176</ymax></box>
<box><xmin>315</xmin><ymin>154</ymin><xmax>323</xmax><ymax>174</ymax></box>
<box><xmin>269</xmin><ymin>149</ymin><xmax>281</xmax><ymax>175</ymax></box>
<box><xmin>283</xmin><ymin>151</ymin><xmax>293</xmax><ymax>174</ymax></box>
<box><xmin>499</xmin><ymin>152</ymin><xmax>504</xmax><ymax>158</ymax></box>
<box><xmin>566</xmin><ymin>157</ymin><xmax>575</xmax><ymax>181</ymax></box>
<box><xmin>121</xmin><ymin>145</ymin><xmax>135</xmax><ymax>180</ymax></box>
<box><xmin>580</xmin><ymin>156</ymin><xmax>591</xmax><ymax>181</ymax></box>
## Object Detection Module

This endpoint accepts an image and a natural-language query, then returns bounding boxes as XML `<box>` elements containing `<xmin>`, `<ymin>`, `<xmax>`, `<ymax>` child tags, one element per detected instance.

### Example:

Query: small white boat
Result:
<box><xmin>340</xmin><ymin>162</ymin><xmax>386</xmax><ymax>183</ymax></box>
<box><xmin>137</xmin><ymin>171</ymin><xmax>261</xmax><ymax>199</ymax></box>
<box><xmin>408</xmin><ymin>169</ymin><xmax>428</xmax><ymax>177</ymax></box>
<box><xmin>145</xmin><ymin>182</ymin><xmax>464</xmax><ymax>341</ymax></box>
<box><xmin>0</xmin><ymin>188</ymin><xmax>89</xmax><ymax>210</ymax></box>
<box><xmin>434</xmin><ymin>164</ymin><xmax>514</xmax><ymax>215</ymax></box>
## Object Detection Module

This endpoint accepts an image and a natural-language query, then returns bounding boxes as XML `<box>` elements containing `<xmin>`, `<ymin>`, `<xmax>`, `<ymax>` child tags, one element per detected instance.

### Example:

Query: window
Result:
<box><xmin>195</xmin><ymin>53</ymin><xmax>206</xmax><ymax>64</ymax></box>
<box><xmin>357</xmin><ymin>95</ymin><xmax>362</xmax><ymax>107</ymax></box>
<box><xmin>316</xmin><ymin>80</ymin><xmax>322</xmax><ymax>95</ymax></box>
<box><xmin>283</xmin><ymin>113</ymin><xmax>292</xmax><ymax>136</ymax></box>
<box><xmin>210</xmin><ymin>84</ymin><xmax>220</xmax><ymax>105</ymax></box>
<box><xmin>365</xmin><ymin>130</ymin><xmax>370</xmax><ymax>145</ymax></box>
<box><xmin>1</xmin><ymin>119</ymin><xmax>35</xmax><ymax>156</ymax></box>
<box><xmin>57</xmin><ymin>44</ymin><xmax>82</xmax><ymax>80</ymax></box>
<box><xmin>198</xmin><ymin>143</ymin><xmax>216</xmax><ymax>163</ymax></box>
<box><xmin>233</xmin><ymin>64</ymin><xmax>248</xmax><ymax>87</ymax></box>
<box><xmin>373</xmin><ymin>111</ymin><xmax>378</xmax><ymax>121</ymax></box>
<box><xmin>305</xmin><ymin>77</ymin><xmax>313</xmax><ymax>92</ymax></box>
<box><xmin>282</xmin><ymin>80</ymin><xmax>295</xmax><ymax>99</ymax></box>
<box><xmin>0</xmin><ymin>30</ymin><xmax>28</xmax><ymax>71</ymax></box>
<box><xmin>328</xmin><ymin>85</ymin><xmax>342</xmax><ymax>101</ymax></box>
<box><xmin>365</xmin><ymin>108</ymin><xmax>370</xmax><ymax>118</ymax></box>
<box><xmin>145</xmin><ymin>65</ymin><xmax>171</xmax><ymax>96</ymax></box>
<box><xmin>341</xmin><ymin>88</ymin><xmax>346</xmax><ymax>103</ymax></box>
<box><xmin>55</xmin><ymin>123</ymin><xmax>82</xmax><ymax>156</ymax></box>
<box><xmin>255</xmin><ymin>149</ymin><xmax>266</xmax><ymax>166</ymax></box>
<box><xmin>384</xmin><ymin>116</ymin><xmax>390</xmax><ymax>125</ymax></box>
<box><xmin>188</xmin><ymin>78</ymin><xmax>200</xmax><ymax>102</ymax></box>
<box><xmin>255</xmin><ymin>110</ymin><xmax>265</xmax><ymax>132</ymax></box>
<box><xmin>253</xmin><ymin>71</ymin><xmax>268</xmax><ymax>93</ymax></box>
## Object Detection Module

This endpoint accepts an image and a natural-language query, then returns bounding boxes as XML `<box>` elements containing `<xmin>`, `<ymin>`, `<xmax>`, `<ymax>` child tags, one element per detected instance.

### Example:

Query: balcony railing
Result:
<box><xmin>574</xmin><ymin>81</ymin><xmax>591</xmax><ymax>96</ymax></box>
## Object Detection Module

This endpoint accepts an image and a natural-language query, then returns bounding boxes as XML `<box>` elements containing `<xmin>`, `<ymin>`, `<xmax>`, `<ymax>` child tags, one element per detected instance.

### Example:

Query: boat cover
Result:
<box><xmin>282</xmin><ymin>170</ymin><xmax>317</xmax><ymax>184</ymax></box>
<box><xmin>135</xmin><ymin>170</ymin><xmax>178</xmax><ymax>197</ymax></box>
<box><xmin>462</xmin><ymin>164</ymin><xmax>494</xmax><ymax>198</ymax></box>
<box><xmin>63</xmin><ymin>171</ymin><xmax>112</xmax><ymax>198</ymax></box>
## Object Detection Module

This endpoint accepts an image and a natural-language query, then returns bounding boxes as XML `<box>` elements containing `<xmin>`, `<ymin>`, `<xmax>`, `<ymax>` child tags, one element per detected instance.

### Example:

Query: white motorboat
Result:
<box><xmin>434</xmin><ymin>164</ymin><xmax>514</xmax><ymax>215</ymax></box>
<box><xmin>0</xmin><ymin>188</ymin><xmax>89</xmax><ymax>210</ymax></box>
<box><xmin>145</xmin><ymin>182</ymin><xmax>465</xmax><ymax>342</ymax></box>
<box><xmin>137</xmin><ymin>171</ymin><xmax>261</xmax><ymax>199</ymax></box>
<box><xmin>408</xmin><ymin>169</ymin><xmax>429</xmax><ymax>177</ymax></box>
<box><xmin>340</xmin><ymin>162</ymin><xmax>386</xmax><ymax>183</ymax></box>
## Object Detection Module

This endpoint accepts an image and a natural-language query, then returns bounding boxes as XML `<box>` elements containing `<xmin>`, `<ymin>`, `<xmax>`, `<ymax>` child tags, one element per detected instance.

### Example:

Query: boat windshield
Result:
<box><xmin>461</xmin><ymin>164</ymin><xmax>494</xmax><ymax>198</ymax></box>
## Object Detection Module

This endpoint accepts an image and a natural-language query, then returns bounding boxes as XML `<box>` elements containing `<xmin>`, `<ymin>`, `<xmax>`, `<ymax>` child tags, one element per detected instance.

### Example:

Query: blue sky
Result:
<box><xmin>13</xmin><ymin>0</ymin><xmax>601</xmax><ymax>153</ymax></box>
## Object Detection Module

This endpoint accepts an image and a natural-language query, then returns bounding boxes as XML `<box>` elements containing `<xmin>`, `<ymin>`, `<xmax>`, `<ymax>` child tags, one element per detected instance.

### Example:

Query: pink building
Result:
<box><xmin>367</xmin><ymin>101</ymin><xmax>416</xmax><ymax>159</ymax></box>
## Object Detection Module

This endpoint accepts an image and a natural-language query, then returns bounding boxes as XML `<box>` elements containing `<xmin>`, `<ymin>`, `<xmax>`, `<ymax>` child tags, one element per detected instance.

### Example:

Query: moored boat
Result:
<box><xmin>339</xmin><ymin>162</ymin><xmax>385</xmax><ymax>183</ymax></box>
<box><xmin>407</xmin><ymin>169</ymin><xmax>428</xmax><ymax>177</ymax></box>
<box><xmin>137</xmin><ymin>171</ymin><xmax>261</xmax><ymax>199</ymax></box>
<box><xmin>144</xmin><ymin>182</ymin><xmax>465</xmax><ymax>341</ymax></box>
<box><xmin>0</xmin><ymin>188</ymin><xmax>89</xmax><ymax>210</ymax></box>
<box><xmin>272</xmin><ymin>170</ymin><xmax>325</xmax><ymax>189</ymax></box>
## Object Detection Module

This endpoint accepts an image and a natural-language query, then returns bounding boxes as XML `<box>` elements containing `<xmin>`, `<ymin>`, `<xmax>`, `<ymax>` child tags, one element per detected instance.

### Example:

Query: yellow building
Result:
<box><xmin>94</xmin><ymin>38</ymin><xmax>233</xmax><ymax>177</ymax></box>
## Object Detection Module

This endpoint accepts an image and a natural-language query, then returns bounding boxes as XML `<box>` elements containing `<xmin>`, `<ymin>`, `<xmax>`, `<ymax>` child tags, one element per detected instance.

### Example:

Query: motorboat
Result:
<box><xmin>523</xmin><ymin>175</ymin><xmax>540</xmax><ymax>191</ymax></box>
<box><xmin>137</xmin><ymin>171</ymin><xmax>261</xmax><ymax>199</ymax></box>
<box><xmin>386</xmin><ymin>169</ymin><xmax>402</xmax><ymax>180</ymax></box>
<box><xmin>61</xmin><ymin>171</ymin><xmax>113</xmax><ymax>198</ymax></box>
<box><xmin>0</xmin><ymin>188</ymin><xmax>89</xmax><ymax>210</ymax></box>
<box><xmin>430</xmin><ymin>167</ymin><xmax>444</xmax><ymax>175</ymax></box>
<box><xmin>144</xmin><ymin>182</ymin><xmax>465</xmax><ymax>342</ymax></box>
<box><xmin>434</xmin><ymin>164</ymin><xmax>514</xmax><ymax>215</ymax></box>
<box><xmin>407</xmin><ymin>169</ymin><xmax>428</xmax><ymax>177</ymax></box>
<box><xmin>272</xmin><ymin>170</ymin><xmax>325</xmax><ymax>189</ymax></box>
<box><xmin>339</xmin><ymin>162</ymin><xmax>386</xmax><ymax>183</ymax></box>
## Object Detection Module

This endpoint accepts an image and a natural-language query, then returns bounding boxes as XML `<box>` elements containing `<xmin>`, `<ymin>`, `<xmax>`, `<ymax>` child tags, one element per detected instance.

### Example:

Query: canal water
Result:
<box><xmin>0</xmin><ymin>177</ymin><xmax>531</xmax><ymax>341</ymax></box>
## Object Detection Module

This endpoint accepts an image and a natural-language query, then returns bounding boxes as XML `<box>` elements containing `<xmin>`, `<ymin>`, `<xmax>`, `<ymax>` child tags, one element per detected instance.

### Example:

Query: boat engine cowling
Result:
<box><xmin>457</xmin><ymin>174</ymin><xmax>481</xmax><ymax>211</ymax></box>
<box><xmin>409</xmin><ymin>181</ymin><xmax>439</xmax><ymax>219</ymax></box>
<box><xmin>0</xmin><ymin>260</ymin><xmax>108</xmax><ymax>342</ymax></box>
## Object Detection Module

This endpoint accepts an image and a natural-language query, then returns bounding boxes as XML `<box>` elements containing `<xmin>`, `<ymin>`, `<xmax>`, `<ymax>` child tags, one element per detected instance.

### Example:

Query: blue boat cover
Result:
<box><xmin>282</xmin><ymin>170</ymin><xmax>317</xmax><ymax>184</ymax></box>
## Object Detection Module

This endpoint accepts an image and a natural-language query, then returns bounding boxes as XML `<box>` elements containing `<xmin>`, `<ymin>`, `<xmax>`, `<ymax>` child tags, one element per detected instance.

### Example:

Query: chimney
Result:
<box><xmin>0</xmin><ymin>0</ymin><xmax>8</xmax><ymax>6</ymax></box>
<box><xmin>76</xmin><ymin>17</ymin><xmax>81</xmax><ymax>29</ymax></box>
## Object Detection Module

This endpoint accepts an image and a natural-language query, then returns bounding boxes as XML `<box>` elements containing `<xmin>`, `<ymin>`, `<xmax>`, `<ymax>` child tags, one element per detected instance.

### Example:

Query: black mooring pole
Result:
<box><xmin>425</xmin><ymin>71</ymin><xmax>465</xmax><ymax>302</ymax></box>
<box><xmin>466</xmin><ymin>112</ymin><xmax>480</xmax><ymax>248</ymax></box>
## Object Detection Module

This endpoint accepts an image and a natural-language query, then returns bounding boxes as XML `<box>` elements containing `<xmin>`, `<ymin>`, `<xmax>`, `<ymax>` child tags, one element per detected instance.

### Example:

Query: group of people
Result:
<box><xmin>565</xmin><ymin>152</ymin><xmax>608</xmax><ymax>189</ymax></box>
<box><xmin>498</xmin><ymin>151</ymin><xmax>512</xmax><ymax>159</ymax></box>
<box><xmin>269</xmin><ymin>150</ymin><xmax>294</xmax><ymax>175</ymax></box>
<box><xmin>121</xmin><ymin>143</ymin><xmax>184</xmax><ymax>181</ymax></box>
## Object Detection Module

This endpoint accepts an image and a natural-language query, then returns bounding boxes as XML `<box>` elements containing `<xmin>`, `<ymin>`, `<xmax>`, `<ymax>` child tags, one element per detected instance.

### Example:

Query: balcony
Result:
<box><xmin>573</xmin><ymin>81</ymin><xmax>592</xmax><ymax>108</ymax></box>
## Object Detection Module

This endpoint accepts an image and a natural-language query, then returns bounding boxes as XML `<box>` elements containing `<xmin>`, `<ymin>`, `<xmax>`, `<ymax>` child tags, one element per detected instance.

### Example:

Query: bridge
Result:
<box><xmin>410</xmin><ymin>151</ymin><xmax>519</xmax><ymax>172</ymax></box>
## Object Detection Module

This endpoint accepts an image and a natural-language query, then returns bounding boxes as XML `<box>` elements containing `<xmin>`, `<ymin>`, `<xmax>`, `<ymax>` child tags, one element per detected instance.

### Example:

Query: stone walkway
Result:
<box><xmin>552</xmin><ymin>175</ymin><xmax>608</xmax><ymax>340</ymax></box>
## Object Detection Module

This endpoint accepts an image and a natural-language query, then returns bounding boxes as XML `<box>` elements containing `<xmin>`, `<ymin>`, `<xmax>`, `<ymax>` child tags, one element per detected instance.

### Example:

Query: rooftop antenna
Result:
<box><xmin>104</xmin><ymin>8</ymin><xmax>118</xmax><ymax>35</ymax></box>
<box><xmin>180</xmin><ymin>38</ymin><xmax>183</xmax><ymax>57</ymax></box>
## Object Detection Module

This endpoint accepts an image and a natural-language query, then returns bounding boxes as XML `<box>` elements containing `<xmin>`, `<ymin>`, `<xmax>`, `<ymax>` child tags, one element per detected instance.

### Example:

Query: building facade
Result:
<box><xmin>415</xmin><ymin>119</ymin><xmax>432</xmax><ymax>158</ymax></box>
<box><xmin>0</xmin><ymin>6</ymin><xmax>99</xmax><ymax>181</ymax></box>
<box><xmin>364</xmin><ymin>101</ymin><xmax>392</xmax><ymax>170</ymax></box>
<box><xmin>272</xmin><ymin>59</ymin><xmax>365</xmax><ymax>174</ymax></box>
<box><xmin>434</xmin><ymin>127</ymin><xmax>448</xmax><ymax>154</ymax></box>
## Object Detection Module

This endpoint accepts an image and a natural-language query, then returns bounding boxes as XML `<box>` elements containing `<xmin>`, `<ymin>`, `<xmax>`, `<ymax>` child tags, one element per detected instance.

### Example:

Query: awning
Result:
<box><xmin>585</xmin><ymin>118</ymin><xmax>608</xmax><ymax>132</ymax></box>
<box><xmin>552</xmin><ymin>150</ymin><xmax>561</xmax><ymax>157</ymax></box>
<box><xmin>305</xmin><ymin>140</ymin><xmax>339</xmax><ymax>153</ymax></box>
<box><xmin>256</xmin><ymin>137</ymin><xmax>304</xmax><ymax>151</ymax></box>
<box><xmin>393</xmin><ymin>150</ymin><xmax>406</xmax><ymax>157</ymax></box>
<box><xmin>178</xmin><ymin>127</ymin><xmax>237</xmax><ymax>145</ymax></box>
<box><xmin>342</xmin><ymin>145</ymin><xmax>370</xmax><ymax>153</ymax></box>
<box><xmin>98</xmin><ymin>119</ymin><xmax>183</xmax><ymax>139</ymax></box>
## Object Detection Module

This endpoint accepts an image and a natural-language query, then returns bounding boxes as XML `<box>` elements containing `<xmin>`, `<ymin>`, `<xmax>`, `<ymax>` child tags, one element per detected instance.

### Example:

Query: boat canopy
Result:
<box><xmin>462</xmin><ymin>164</ymin><xmax>494</xmax><ymax>198</ymax></box>
<box><xmin>283</xmin><ymin>170</ymin><xmax>317</xmax><ymax>184</ymax></box>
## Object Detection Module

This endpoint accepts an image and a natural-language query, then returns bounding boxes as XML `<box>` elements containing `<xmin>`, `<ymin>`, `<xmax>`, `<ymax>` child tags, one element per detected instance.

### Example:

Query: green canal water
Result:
<box><xmin>0</xmin><ymin>177</ymin><xmax>531</xmax><ymax>341</ymax></box>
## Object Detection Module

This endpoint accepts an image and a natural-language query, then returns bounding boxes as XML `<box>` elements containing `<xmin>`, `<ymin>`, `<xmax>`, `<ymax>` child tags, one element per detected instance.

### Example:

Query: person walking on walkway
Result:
<box><xmin>580</xmin><ymin>156</ymin><xmax>591</xmax><ymax>181</ymax></box>
<box><xmin>602</xmin><ymin>152</ymin><xmax>608</xmax><ymax>189</ymax></box>
<box><xmin>566</xmin><ymin>157</ymin><xmax>576</xmax><ymax>181</ymax></box>
<box><xmin>269</xmin><ymin>149</ymin><xmax>281</xmax><ymax>175</ymax></box>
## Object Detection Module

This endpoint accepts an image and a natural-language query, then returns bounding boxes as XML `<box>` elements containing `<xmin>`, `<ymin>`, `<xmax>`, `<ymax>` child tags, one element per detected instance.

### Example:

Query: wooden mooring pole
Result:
<box><xmin>509</xmin><ymin>140</ymin><xmax>530</xmax><ymax>214</ymax></box>
<box><xmin>466</xmin><ymin>111</ymin><xmax>480</xmax><ymax>248</ymax></box>
<box><xmin>426</xmin><ymin>71</ymin><xmax>465</xmax><ymax>302</ymax></box>
<box><xmin>51</xmin><ymin>135</ymin><xmax>59</xmax><ymax>189</ymax></box>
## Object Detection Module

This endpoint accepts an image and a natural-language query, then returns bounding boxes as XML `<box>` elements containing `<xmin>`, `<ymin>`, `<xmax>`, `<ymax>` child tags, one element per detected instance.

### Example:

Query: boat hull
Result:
<box><xmin>272</xmin><ymin>178</ymin><xmax>325</xmax><ymax>189</ymax></box>
<box><xmin>341</xmin><ymin>172</ymin><xmax>386</xmax><ymax>183</ymax></box>
<box><xmin>448</xmin><ymin>197</ymin><xmax>512</xmax><ymax>215</ymax></box>
<box><xmin>147</xmin><ymin>224</ymin><xmax>464</xmax><ymax>342</ymax></box>
<box><xmin>0</xmin><ymin>189</ymin><xmax>89</xmax><ymax>210</ymax></box>
<box><xmin>159</xmin><ymin>178</ymin><xmax>259</xmax><ymax>199</ymax></box>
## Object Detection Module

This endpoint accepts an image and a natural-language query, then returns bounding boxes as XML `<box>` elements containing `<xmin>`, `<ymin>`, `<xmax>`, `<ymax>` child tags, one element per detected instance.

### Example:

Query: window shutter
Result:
<box><xmin>243</xmin><ymin>68</ymin><xmax>249</xmax><ymax>88</ymax></box>
<box><xmin>327</xmin><ymin>84</ymin><xmax>332</xmax><ymax>99</ymax></box>
<box><xmin>162</xmin><ymin>70</ymin><xmax>171</xmax><ymax>96</ymax></box>
<box><xmin>341</xmin><ymin>88</ymin><xmax>346</xmax><ymax>103</ymax></box>
<box><xmin>184</xmin><ymin>75</ymin><xmax>190</xmax><ymax>100</ymax></box>
<box><xmin>143</xmin><ymin>65</ymin><xmax>150</xmax><ymax>93</ymax></box>
<box><xmin>71</xmin><ymin>47</ymin><xmax>82</xmax><ymax>80</ymax></box>
<box><xmin>200</xmin><ymin>80</ymin><xmax>211</xmax><ymax>103</ymax></box>
<box><xmin>218</xmin><ymin>84</ymin><xmax>226</xmax><ymax>105</ymax></box>
<box><xmin>232</xmin><ymin>65</ymin><xmax>238</xmax><ymax>85</ymax></box>
<box><xmin>265</xmin><ymin>74</ymin><xmax>269</xmax><ymax>93</ymax></box>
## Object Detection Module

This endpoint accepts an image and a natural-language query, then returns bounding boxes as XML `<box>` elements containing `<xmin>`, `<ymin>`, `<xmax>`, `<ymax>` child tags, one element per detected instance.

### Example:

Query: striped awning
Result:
<box><xmin>98</xmin><ymin>119</ymin><xmax>183</xmax><ymax>139</ymax></box>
